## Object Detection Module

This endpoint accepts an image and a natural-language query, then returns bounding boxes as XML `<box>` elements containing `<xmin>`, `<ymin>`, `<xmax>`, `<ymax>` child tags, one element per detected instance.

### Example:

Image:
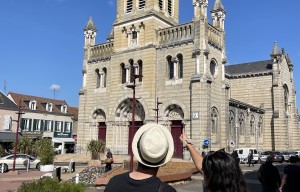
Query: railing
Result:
<box><xmin>90</xmin><ymin>42</ymin><xmax>114</xmax><ymax>60</ymax></box>
<box><xmin>207</xmin><ymin>24</ymin><xmax>222</xmax><ymax>49</ymax></box>
<box><xmin>157</xmin><ymin>22</ymin><xmax>194</xmax><ymax>45</ymax></box>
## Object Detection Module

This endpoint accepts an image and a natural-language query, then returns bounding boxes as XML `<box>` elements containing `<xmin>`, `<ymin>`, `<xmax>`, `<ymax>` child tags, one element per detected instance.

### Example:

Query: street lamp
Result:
<box><xmin>126</xmin><ymin>74</ymin><xmax>142</xmax><ymax>172</ymax></box>
<box><xmin>13</xmin><ymin>102</ymin><xmax>25</xmax><ymax>171</ymax></box>
<box><xmin>153</xmin><ymin>97</ymin><xmax>163</xmax><ymax>123</ymax></box>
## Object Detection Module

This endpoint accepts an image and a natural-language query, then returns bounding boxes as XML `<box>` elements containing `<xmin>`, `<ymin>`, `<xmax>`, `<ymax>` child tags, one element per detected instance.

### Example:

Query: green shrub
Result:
<box><xmin>34</xmin><ymin>139</ymin><xmax>56</xmax><ymax>165</ymax></box>
<box><xmin>87</xmin><ymin>139</ymin><xmax>105</xmax><ymax>160</ymax></box>
<box><xmin>17</xmin><ymin>177</ymin><xmax>85</xmax><ymax>192</ymax></box>
<box><xmin>0</xmin><ymin>144</ymin><xmax>4</xmax><ymax>157</ymax></box>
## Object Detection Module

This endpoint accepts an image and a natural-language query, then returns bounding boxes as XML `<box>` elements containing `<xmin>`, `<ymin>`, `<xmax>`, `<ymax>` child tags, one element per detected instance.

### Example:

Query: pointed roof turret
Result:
<box><xmin>211</xmin><ymin>0</ymin><xmax>225</xmax><ymax>13</ymax></box>
<box><xmin>286</xmin><ymin>53</ymin><xmax>294</xmax><ymax>68</ymax></box>
<box><xmin>270</xmin><ymin>41</ymin><xmax>281</xmax><ymax>57</ymax></box>
<box><xmin>84</xmin><ymin>17</ymin><xmax>97</xmax><ymax>32</ymax></box>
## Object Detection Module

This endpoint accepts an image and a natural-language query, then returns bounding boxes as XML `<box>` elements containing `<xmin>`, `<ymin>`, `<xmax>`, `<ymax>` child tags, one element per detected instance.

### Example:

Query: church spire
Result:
<box><xmin>270</xmin><ymin>41</ymin><xmax>282</xmax><ymax>58</ymax></box>
<box><xmin>84</xmin><ymin>17</ymin><xmax>97</xmax><ymax>47</ymax></box>
<box><xmin>210</xmin><ymin>0</ymin><xmax>226</xmax><ymax>30</ymax></box>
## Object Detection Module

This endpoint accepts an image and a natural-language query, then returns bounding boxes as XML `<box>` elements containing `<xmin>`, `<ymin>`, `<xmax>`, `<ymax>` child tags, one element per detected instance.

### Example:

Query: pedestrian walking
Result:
<box><xmin>104</xmin><ymin>123</ymin><xmax>176</xmax><ymax>192</ymax></box>
<box><xmin>279</xmin><ymin>156</ymin><xmax>300</xmax><ymax>192</ymax></box>
<box><xmin>247</xmin><ymin>151</ymin><xmax>254</xmax><ymax>167</ymax></box>
<box><xmin>232</xmin><ymin>150</ymin><xmax>239</xmax><ymax>164</ymax></box>
<box><xmin>257</xmin><ymin>156</ymin><xmax>281</xmax><ymax>192</ymax></box>
<box><xmin>105</xmin><ymin>148</ymin><xmax>113</xmax><ymax>172</ymax></box>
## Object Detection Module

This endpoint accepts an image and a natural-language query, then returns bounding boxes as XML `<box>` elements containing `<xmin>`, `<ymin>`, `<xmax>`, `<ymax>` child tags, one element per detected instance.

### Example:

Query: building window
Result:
<box><xmin>238</xmin><ymin>113</ymin><xmax>245</xmax><ymax>135</ymax></box>
<box><xmin>250</xmin><ymin>116</ymin><xmax>255</xmax><ymax>136</ymax></box>
<box><xmin>4</xmin><ymin>116</ymin><xmax>12</xmax><ymax>130</ymax></box>
<box><xmin>96</xmin><ymin>69</ymin><xmax>100</xmax><ymax>88</ymax></box>
<box><xmin>121</xmin><ymin>63</ymin><xmax>126</xmax><ymax>84</ymax></box>
<box><xmin>138</xmin><ymin>60</ymin><xmax>143</xmax><ymax>82</ymax></box>
<box><xmin>177</xmin><ymin>54</ymin><xmax>183</xmax><ymax>79</ymax></box>
<box><xmin>159</xmin><ymin>0</ymin><xmax>163</xmax><ymax>11</ymax></box>
<box><xmin>33</xmin><ymin>119</ymin><xmax>41</xmax><ymax>131</ymax></box>
<box><xmin>103</xmin><ymin>68</ymin><xmax>107</xmax><ymax>88</ymax></box>
<box><xmin>126</xmin><ymin>0</ymin><xmax>133</xmax><ymax>13</ymax></box>
<box><xmin>23</xmin><ymin>119</ymin><xmax>30</xmax><ymax>131</ymax></box>
<box><xmin>258</xmin><ymin>117</ymin><xmax>263</xmax><ymax>135</ymax></box>
<box><xmin>167</xmin><ymin>0</ymin><xmax>172</xmax><ymax>16</ymax></box>
<box><xmin>283</xmin><ymin>85</ymin><xmax>289</xmax><ymax>112</ymax></box>
<box><xmin>45</xmin><ymin>120</ymin><xmax>52</xmax><ymax>131</ymax></box>
<box><xmin>61</xmin><ymin>105</ymin><xmax>67</xmax><ymax>113</ymax></box>
<box><xmin>167</xmin><ymin>56</ymin><xmax>174</xmax><ymax>79</ymax></box>
<box><xmin>211</xmin><ymin>107</ymin><xmax>218</xmax><ymax>134</ymax></box>
<box><xmin>130</xmin><ymin>59</ymin><xmax>135</xmax><ymax>83</ymax></box>
<box><xmin>29</xmin><ymin>100</ymin><xmax>36</xmax><ymax>110</ymax></box>
<box><xmin>210</xmin><ymin>60</ymin><xmax>218</xmax><ymax>78</ymax></box>
<box><xmin>56</xmin><ymin>121</ymin><xmax>62</xmax><ymax>132</ymax></box>
<box><xmin>229</xmin><ymin>111</ymin><xmax>235</xmax><ymax>136</ymax></box>
<box><xmin>130</xmin><ymin>31</ymin><xmax>138</xmax><ymax>46</ymax></box>
<box><xmin>46</xmin><ymin>103</ymin><xmax>53</xmax><ymax>112</ymax></box>
<box><xmin>65</xmin><ymin>122</ymin><xmax>71</xmax><ymax>133</ymax></box>
<box><xmin>139</xmin><ymin>0</ymin><xmax>145</xmax><ymax>9</ymax></box>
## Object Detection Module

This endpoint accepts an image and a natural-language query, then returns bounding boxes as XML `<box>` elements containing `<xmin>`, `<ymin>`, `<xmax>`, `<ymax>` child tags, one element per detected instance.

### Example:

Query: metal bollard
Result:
<box><xmin>75</xmin><ymin>173</ymin><xmax>79</xmax><ymax>184</ymax></box>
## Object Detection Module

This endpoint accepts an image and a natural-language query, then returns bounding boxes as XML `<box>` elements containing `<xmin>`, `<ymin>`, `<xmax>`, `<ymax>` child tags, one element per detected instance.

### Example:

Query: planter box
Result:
<box><xmin>40</xmin><ymin>164</ymin><xmax>54</xmax><ymax>172</ymax></box>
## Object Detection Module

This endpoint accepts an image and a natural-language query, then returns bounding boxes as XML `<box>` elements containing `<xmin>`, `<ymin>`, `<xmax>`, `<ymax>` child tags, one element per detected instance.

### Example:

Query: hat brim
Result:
<box><xmin>132</xmin><ymin>123</ymin><xmax>174</xmax><ymax>168</ymax></box>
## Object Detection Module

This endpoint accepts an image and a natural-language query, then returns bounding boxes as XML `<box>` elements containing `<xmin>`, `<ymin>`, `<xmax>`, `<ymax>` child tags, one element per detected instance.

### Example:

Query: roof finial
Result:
<box><xmin>84</xmin><ymin>16</ymin><xmax>97</xmax><ymax>32</ymax></box>
<box><xmin>270</xmin><ymin>41</ymin><xmax>281</xmax><ymax>57</ymax></box>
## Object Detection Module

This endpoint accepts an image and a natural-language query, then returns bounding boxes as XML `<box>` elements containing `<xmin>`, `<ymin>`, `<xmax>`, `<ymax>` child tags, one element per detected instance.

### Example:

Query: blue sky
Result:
<box><xmin>0</xmin><ymin>0</ymin><xmax>299</xmax><ymax>111</ymax></box>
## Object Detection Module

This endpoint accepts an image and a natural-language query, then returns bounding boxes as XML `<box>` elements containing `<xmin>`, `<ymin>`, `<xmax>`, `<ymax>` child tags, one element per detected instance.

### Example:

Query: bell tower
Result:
<box><xmin>115</xmin><ymin>0</ymin><xmax>179</xmax><ymax>25</ymax></box>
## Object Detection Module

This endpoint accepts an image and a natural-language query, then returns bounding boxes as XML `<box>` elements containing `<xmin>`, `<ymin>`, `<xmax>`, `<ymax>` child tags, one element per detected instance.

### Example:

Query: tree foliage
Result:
<box><xmin>34</xmin><ymin>138</ymin><xmax>56</xmax><ymax>165</ymax></box>
<box><xmin>87</xmin><ymin>140</ymin><xmax>105</xmax><ymax>160</ymax></box>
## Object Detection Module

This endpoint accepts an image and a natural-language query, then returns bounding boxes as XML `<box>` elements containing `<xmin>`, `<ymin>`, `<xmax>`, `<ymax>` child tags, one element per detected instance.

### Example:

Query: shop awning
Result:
<box><xmin>52</xmin><ymin>137</ymin><xmax>75</xmax><ymax>144</ymax></box>
<box><xmin>0</xmin><ymin>132</ymin><xmax>22</xmax><ymax>142</ymax></box>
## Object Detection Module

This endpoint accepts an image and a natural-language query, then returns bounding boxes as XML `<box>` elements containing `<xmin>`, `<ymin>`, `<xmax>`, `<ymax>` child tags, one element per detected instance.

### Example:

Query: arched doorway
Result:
<box><xmin>164</xmin><ymin>105</ymin><xmax>184</xmax><ymax>158</ymax></box>
<box><xmin>92</xmin><ymin>109</ymin><xmax>106</xmax><ymax>142</ymax></box>
<box><xmin>115</xmin><ymin>98</ymin><xmax>145</xmax><ymax>154</ymax></box>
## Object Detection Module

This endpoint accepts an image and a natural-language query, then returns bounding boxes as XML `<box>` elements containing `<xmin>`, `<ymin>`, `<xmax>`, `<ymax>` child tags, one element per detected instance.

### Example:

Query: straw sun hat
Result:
<box><xmin>132</xmin><ymin>123</ymin><xmax>174</xmax><ymax>167</ymax></box>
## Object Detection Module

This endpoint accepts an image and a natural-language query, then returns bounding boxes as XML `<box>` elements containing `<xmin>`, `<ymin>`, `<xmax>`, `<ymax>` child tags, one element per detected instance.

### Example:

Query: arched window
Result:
<box><xmin>229</xmin><ymin>111</ymin><xmax>235</xmax><ymax>136</ymax></box>
<box><xmin>211</xmin><ymin>107</ymin><xmax>218</xmax><ymax>134</ymax></box>
<box><xmin>126</xmin><ymin>0</ymin><xmax>133</xmax><ymax>13</ymax></box>
<box><xmin>238</xmin><ymin>113</ymin><xmax>245</xmax><ymax>135</ymax></box>
<box><xmin>139</xmin><ymin>0</ymin><xmax>145</xmax><ymax>9</ymax></box>
<box><xmin>138</xmin><ymin>60</ymin><xmax>143</xmax><ymax>82</ymax></box>
<box><xmin>103</xmin><ymin>67</ymin><xmax>107</xmax><ymax>87</ymax></box>
<box><xmin>167</xmin><ymin>56</ymin><xmax>174</xmax><ymax>79</ymax></box>
<box><xmin>95</xmin><ymin>69</ymin><xmax>100</xmax><ymax>88</ymax></box>
<box><xmin>129</xmin><ymin>59</ymin><xmax>134</xmax><ymax>83</ymax></box>
<box><xmin>210</xmin><ymin>59</ymin><xmax>218</xmax><ymax>77</ymax></box>
<box><xmin>258</xmin><ymin>117</ymin><xmax>263</xmax><ymax>135</ymax></box>
<box><xmin>177</xmin><ymin>54</ymin><xmax>183</xmax><ymax>79</ymax></box>
<box><xmin>250</xmin><ymin>115</ymin><xmax>255</xmax><ymax>136</ymax></box>
<box><xmin>167</xmin><ymin>0</ymin><xmax>172</xmax><ymax>16</ymax></box>
<box><xmin>283</xmin><ymin>85</ymin><xmax>289</xmax><ymax>112</ymax></box>
<box><xmin>159</xmin><ymin>0</ymin><xmax>163</xmax><ymax>11</ymax></box>
<box><xmin>121</xmin><ymin>63</ymin><xmax>126</xmax><ymax>84</ymax></box>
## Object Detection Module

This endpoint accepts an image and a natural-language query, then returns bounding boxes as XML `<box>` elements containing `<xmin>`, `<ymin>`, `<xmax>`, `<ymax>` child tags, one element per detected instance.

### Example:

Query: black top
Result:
<box><xmin>283</xmin><ymin>164</ymin><xmax>300</xmax><ymax>192</ymax></box>
<box><xmin>258</xmin><ymin>162</ymin><xmax>281</xmax><ymax>190</ymax></box>
<box><xmin>104</xmin><ymin>172</ymin><xmax>176</xmax><ymax>192</ymax></box>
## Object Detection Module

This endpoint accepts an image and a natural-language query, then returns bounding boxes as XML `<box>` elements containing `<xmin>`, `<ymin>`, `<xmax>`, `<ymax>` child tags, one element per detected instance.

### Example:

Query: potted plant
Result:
<box><xmin>87</xmin><ymin>139</ymin><xmax>105</xmax><ymax>166</ymax></box>
<box><xmin>34</xmin><ymin>138</ymin><xmax>56</xmax><ymax>172</ymax></box>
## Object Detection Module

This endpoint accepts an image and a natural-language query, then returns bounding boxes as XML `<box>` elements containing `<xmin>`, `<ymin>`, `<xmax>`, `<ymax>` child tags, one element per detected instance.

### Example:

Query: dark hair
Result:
<box><xmin>289</xmin><ymin>156</ymin><xmax>297</xmax><ymax>163</ymax></box>
<box><xmin>202</xmin><ymin>151</ymin><xmax>248</xmax><ymax>192</ymax></box>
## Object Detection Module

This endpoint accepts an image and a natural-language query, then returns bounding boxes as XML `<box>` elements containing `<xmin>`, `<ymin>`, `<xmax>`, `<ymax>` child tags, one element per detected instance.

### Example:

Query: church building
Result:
<box><xmin>77</xmin><ymin>0</ymin><xmax>299</xmax><ymax>157</ymax></box>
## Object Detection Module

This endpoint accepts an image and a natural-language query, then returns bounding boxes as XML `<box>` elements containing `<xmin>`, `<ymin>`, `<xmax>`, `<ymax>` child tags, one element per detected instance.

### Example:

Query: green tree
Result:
<box><xmin>17</xmin><ymin>137</ymin><xmax>33</xmax><ymax>154</ymax></box>
<box><xmin>87</xmin><ymin>140</ymin><xmax>105</xmax><ymax>160</ymax></box>
<box><xmin>34</xmin><ymin>138</ymin><xmax>56</xmax><ymax>165</ymax></box>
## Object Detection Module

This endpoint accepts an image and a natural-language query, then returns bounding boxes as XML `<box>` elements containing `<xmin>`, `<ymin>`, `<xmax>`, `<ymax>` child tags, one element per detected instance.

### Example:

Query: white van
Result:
<box><xmin>234</xmin><ymin>148</ymin><xmax>259</xmax><ymax>164</ymax></box>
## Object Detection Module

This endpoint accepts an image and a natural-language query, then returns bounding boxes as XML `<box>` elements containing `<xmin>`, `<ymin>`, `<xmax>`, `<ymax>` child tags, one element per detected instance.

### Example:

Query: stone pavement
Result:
<box><xmin>0</xmin><ymin>153</ymin><xmax>193</xmax><ymax>192</ymax></box>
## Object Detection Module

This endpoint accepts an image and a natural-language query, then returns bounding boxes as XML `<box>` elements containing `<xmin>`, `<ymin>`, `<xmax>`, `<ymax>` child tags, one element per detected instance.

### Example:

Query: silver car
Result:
<box><xmin>0</xmin><ymin>154</ymin><xmax>40</xmax><ymax>172</ymax></box>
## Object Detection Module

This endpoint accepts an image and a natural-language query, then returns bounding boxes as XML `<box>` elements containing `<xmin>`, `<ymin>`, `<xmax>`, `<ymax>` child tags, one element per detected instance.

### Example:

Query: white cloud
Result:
<box><xmin>50</xmin><ymin>84</ymin><xmax>61</xmax><ymax>90</ymax></box>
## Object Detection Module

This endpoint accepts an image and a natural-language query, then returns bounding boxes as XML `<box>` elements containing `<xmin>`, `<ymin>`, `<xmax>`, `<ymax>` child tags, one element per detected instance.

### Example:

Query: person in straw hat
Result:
<box><xmin>104</xmin><ymin>123</ymin><xmax>176</xmax><ymax>192</ymax></box>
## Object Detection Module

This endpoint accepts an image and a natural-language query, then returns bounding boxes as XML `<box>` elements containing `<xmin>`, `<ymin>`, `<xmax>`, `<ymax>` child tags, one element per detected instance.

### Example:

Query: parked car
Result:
<box><xmin>293</xmin><ymin>151</ymin><xmax>300</xmax><ymax>159</ymax></box>
<box><xmin>259</xmin><ymin>151</ymin><xmax>284</xmax><ymax>163</ymax></box>
<box><xmin>281</xmin><ymin>151</ymin><xmax>295</xmax><ymax>162</ymax></box>
<box><xmin>0</xmin><ymin>154</ymin><xmax>40</xmax><ymax>172</ymax></box>
<box><xmin>234</xmin><ymin>148</ymin><xmax>259</xmax><ymax>164</ymax></box>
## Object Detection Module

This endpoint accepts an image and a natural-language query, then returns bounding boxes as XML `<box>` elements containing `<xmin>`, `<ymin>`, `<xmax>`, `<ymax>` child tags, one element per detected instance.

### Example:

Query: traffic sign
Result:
<box><xmin>203</xmin><ymin>139</ymin><xmax>210</xmax><ymax>146</ymax></box>
<box><xmin>228</xmin><ymin>140</ymin><xmax>235</xmax><ymax>148</ymax></box>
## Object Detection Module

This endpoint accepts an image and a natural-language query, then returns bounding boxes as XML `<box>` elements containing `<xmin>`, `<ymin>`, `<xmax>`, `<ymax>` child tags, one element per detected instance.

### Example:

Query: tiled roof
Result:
<box><xmin>0</xmin><ymin>91</ymin><xmax>18</xmax><ymax>111</ymax></box>
<box><xmin>68</xmin><ymin>106</ymin><xmax>78</xmax><ymax>120</ymax></box>
<box><xmin>8</xmin><ymin>92</ymin><xmax>71</xmax><ymax>115</ymax></box>
<box><xmin>225</xmin><ymin>60</ymin><xmax>273</xmax><ymax>77</ymax></box>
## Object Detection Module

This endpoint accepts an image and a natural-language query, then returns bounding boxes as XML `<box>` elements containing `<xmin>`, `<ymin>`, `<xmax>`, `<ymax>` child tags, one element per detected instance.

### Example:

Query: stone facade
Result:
<box><xmin>77</xmin><ymin>0</ymin><xmax>299</xmax><ymax>155</ymax></box>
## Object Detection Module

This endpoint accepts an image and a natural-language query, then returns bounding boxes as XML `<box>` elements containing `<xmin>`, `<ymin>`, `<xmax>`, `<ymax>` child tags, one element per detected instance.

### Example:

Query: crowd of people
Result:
<box><xmin>102</xmin><ymin>123</ymin><xmax>300</xmax><ymax>192</ymax></box>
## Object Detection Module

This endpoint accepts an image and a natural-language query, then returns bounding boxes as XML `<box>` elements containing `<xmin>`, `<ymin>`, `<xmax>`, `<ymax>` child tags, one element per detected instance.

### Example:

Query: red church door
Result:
<box><xmin>98</xmin><ymin>122</ymin><xmax>106</xmax><ymax>142</ymax></box>
<box><xmin>128</xmin><ymin>121</ymin><xmax>143</xmax><ymax>155</ymax></box>
<box><xmin>171</xmin><ymin>120</ymin><xmax>183</xmax><ymax>158</ymax></box>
